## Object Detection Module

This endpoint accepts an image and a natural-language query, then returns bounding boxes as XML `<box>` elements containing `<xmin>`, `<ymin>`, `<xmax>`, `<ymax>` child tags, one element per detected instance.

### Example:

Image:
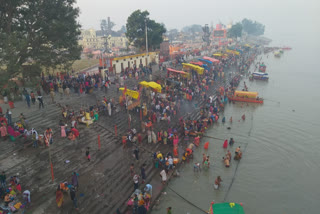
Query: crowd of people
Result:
<box><xmin>0</xmin><ymin>41</ymin><xmax>261</xmax><ymax>213</ymax></box>
<box><xmin>121</xmin><ymin>44</ymin><xmax>260</xmax><ymax>214</ymax></box>
<box><xmin>0</xmin><ymin>171</ymin><xmax>31</xmax><ymax>212</ymax></box>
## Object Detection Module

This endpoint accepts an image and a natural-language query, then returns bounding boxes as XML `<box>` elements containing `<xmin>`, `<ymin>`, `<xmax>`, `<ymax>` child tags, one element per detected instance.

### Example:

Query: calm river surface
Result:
<box><xmin>152</xmin><ymin>41</ymin><xmax>320</xmax><ymax>213</ymax></box>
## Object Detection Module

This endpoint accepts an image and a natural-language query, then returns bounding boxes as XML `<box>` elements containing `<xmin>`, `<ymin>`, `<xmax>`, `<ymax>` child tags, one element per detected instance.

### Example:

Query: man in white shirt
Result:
<box><xmin>160</xmin><ymin>169</ymin><xmax>168</xmax><ymax>184</ymax></box>
<box><xmin>144</xmin><ymin>184</ymin><xmax>152</xmax><ymax>196</ymax></box>
<box><xmin>133</xmin><ymin>174</ymin><xmax>139</xmax><ymax>191</ymax></box>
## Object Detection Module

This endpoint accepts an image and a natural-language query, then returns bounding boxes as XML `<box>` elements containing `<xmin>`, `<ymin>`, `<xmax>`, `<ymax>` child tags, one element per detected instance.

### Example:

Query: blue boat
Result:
<box><xmin>252</xmin><ymin>72</ymin><xmax>269</xmax><ymax>80</ymax></box>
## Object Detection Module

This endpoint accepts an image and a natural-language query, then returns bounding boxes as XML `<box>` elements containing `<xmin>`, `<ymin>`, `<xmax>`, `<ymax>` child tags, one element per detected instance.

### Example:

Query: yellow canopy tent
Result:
<box><xmin>234</xmin><ymin>91</ymin><xmax>258</xmax><ymax>99</ymax></box>
<box><xmin>139</xmin><ymin>81</ymin><xmax>149</xmax><ymax>87</ymax></box>
<box><xmin>226</xmin><ymin>49</ymin><xmax>240</xmax><ymax>55</ymax></box>
<box><xmin>213</xmin><ymin>53</ymin><xmax>228</xmax><ymax>57</ymax></box>
<box><xmin>244</xmin><ymin>44</ymin><xmax>252</xmax><ymax>48</ymax></box>
<box><xmin>139</xmin><ymin>81</ymin><xmax>162</xmax><ymax>93</ymax></box>
<box><xmin>182</xmin><ymin>63</ymin><xmax>204</xmax><ymax>75</ymax></box>
<box><xmin>119</xmin><ymin>88</ymin><xmax>140</xmax><ymax>99</ymax></box>
<box><xmin>147</xmin><ymin>82</ymin><xmax>162</xmax><ymax>93</ymax></box>
<box><xmin>213</xmin><ymin>53</ymin><xmax>223</xmax><ymax>57</ymax></box>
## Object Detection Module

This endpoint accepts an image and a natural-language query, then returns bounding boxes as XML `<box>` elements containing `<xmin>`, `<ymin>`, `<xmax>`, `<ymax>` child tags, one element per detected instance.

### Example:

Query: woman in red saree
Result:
<box><xmin>223</xmin><ymin>139</ymin><xmax>228</xmax><ymax>149</ymax></box>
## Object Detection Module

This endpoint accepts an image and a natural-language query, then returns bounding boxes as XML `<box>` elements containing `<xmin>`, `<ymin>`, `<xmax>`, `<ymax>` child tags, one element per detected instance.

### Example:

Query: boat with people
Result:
<box><xmin>252</xmin><ymin>72</ymin><xmax>269</xmax><ymax>80</ymax></box>
<box><xmin>274</xmin><ymin>52</ymin><xmax>281</xmax><ymax>57</ymax></box>
<box><xmin>227</xmin><ymin>91</ymin><xmax>264</xmax><ymax>104</ymax></box>
<box><xmin>208</xmin><ymin>202</ymin><xmax>245</xmax><ymax>214</ymax></box>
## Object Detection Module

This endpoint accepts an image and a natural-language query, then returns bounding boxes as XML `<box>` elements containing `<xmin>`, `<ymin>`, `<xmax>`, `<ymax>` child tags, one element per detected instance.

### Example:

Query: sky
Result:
<box><xmin>76</xmin><ymin>0</ymin><xmax>320</xmax><ymax>46</ymax></box>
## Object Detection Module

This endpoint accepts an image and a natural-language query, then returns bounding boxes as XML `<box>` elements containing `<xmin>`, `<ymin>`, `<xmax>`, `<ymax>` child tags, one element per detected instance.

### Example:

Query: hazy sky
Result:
<box><xmin>76</xmin><ymin>0</ymin><xmax>320</xmax><ymax>45</ymax></box>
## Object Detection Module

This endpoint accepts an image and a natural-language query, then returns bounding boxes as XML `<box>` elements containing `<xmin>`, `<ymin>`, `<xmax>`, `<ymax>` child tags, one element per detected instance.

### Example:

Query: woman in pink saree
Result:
<box><xmin>0</xmin><ymin>124</ymin><xmax>8</xmax><ymax>139</ymax></box>
<box><xmin>60</xmin><ymin>125</ymin><xmax>66</xmax><ymax>138</ymax></box>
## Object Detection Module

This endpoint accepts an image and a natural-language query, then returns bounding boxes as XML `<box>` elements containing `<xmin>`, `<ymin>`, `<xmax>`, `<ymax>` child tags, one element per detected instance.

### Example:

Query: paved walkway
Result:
<box><xmin>0</xmin><ymin>59</ymin><xmax>235</xmax><ymax>213</ymax></box>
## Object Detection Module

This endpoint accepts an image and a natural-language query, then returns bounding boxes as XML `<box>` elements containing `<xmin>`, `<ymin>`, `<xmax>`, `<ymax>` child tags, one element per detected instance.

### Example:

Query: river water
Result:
<box><xmin>152</xmin><ymin>42</ymin><xmax>320</xmax><ymax>213</ymax></box>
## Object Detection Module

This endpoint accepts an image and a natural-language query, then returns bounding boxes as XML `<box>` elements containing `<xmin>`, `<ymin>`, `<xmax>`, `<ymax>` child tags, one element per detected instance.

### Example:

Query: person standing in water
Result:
<box><xmin>167</xmin><ymin>207</ymin><xmax>172</xmax><ymax>214</ymax></box>
<box><xmin>229</xmin><ymin>138</ymin><xmax>235</xmax><ymax>146</ymax></box>
<box><xmin>223</xmin><ymin>139</ymin><xmax>228</xmax><ymax>148</ymax></box>
<box><xmin>86</xmin><ymin>147</ymin><xmax>91</xmax><ymax>161</ymax></box>
<box><xmin>214</xmin><ymin>176</ymin><xmax>222</xmax><ymax>189</ymax></box>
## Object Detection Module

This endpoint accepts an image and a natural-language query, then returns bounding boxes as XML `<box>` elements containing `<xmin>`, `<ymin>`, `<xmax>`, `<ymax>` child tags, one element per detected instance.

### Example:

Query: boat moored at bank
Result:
<box><xmin>252</xmin><ymin>72</ymin><xmax>269</xmax><ymax>80</ymax></box>
<box><xmin>227</xmin><ymin>91</ymin><xmax>264</xmax><ymax>104</ymax></box>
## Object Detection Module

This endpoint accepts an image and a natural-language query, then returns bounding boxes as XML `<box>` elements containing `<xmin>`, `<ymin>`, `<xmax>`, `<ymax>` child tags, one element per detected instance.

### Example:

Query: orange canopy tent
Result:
<box><xmin>167</xmin><ymin>68</ymin><xmax>188</xmax><ymax>75</ymax></box>
<box><xmin>203</xmin><ymin>56</ymin><xmax>220</xmax><ymax>63</ymax></box>
<box><xmin>190</xmin><ymin>61</ymin><xmax>203</xmax><ymax>66</ymax></box>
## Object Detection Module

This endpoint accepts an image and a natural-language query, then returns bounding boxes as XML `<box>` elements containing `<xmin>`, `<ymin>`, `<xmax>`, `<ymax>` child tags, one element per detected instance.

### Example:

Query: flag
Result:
<box><xmin>137</xmin><ymin>86</ymin><xmax>143</xmax><ymax>101</ymax></box>
<box><xmin>122</xmin><ymin>85</ymin><xmax>127</xmax><ymax>100</ymax></box>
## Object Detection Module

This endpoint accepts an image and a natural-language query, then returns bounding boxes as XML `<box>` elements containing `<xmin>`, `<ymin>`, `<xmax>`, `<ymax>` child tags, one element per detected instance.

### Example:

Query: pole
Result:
<box><xmin>48</xmin><ymin>146</ymin><xmax>54</xmax><ymax>182</ymax></box>
<box><xmin>140</xmin><ymin>108</ymin><xmax>142</xmax><ymax>121</ymax></box>
<box><xmin>98</xmin><ymin>135</ymin><xmax>101</xmax><ymax>150</ymax></box>
<box><xmin>50</xmin><ymin>162</ymin><xmax>54</xmax><ymax>182</ymax></box>
<box><xmin>145</xmin><ymin>19</ymin><xmax>148</xmax><ymax>55</ymax></box>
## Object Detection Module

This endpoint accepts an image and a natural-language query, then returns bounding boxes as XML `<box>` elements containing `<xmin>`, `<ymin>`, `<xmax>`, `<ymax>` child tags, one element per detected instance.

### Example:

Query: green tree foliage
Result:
<box><xmin>182</xmin><ymin>24</ymin><xmax>203</xmax><ymax>34</ymax></box>
<box><xmin>241</xmin><ymin>19</ymin><xmax>265</xmax><ymax>36</ymax></box>
<box><xmin>167</xmin><ymin>29</ymin><xmax>179</xmax><ymax>42</ymax></box>
<box><xmin>126</xmin><ymin>10</ymin><xmax>166</xmax><ymax>50</ymax></box>
<box><xmin>0</xmin><ymin>0</ymin><xmax>82</xmax><ymax>78</ymax></box>
<box><xmin>100</xmin><ymin>19</ymin><xmax>116</xmax><ymax>36</ymax></box>
<box><xmin>227</xmin><ymin>23</ymin><xmax>243</xmax><ymax>38</ymax></box>
<box><xmin>119</xmin><ymin>25</ymin><xmax>126</xmax><ymax>34</ymax></box>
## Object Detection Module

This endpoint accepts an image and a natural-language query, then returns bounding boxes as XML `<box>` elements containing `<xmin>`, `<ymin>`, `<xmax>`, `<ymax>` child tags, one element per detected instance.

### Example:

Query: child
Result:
<box><xmin>32</xmin><ymin>133</ymin><xmax>37</xmax><ymax>148</ymax></box>
<box><xmin>137</xmin><ymin>133</ymin><xmax>142</xmax><ymax>145</ymax></box>
<box><xmin>130</xmin><ymin>163</ymin><xmax>134</xmax><ymax>177</ymax></box>
<box><xmin>86</xmin><ymin>147</ymin><xmax>91</xmax><ymax>161</ymax></box>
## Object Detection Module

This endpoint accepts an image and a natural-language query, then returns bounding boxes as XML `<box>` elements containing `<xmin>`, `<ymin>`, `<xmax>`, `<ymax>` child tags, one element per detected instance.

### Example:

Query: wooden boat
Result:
<box><xmin>282</xmin><ymin>46</ymin><xmax>292</xmax><ymax>50</ymax></box>
<box><xmin>227</xmin><ymin>91</ymin><xmax>264</xmax><ymax>104</ymax></box>
<box><xmin>252</xmin><ymin>72</ymin><xmax>269</xmax><ymax>80</ymax></box>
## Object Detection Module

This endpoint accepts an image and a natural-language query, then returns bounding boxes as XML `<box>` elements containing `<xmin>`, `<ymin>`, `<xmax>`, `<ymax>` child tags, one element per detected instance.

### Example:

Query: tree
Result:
<box><xmin>118</xmin><ymin>25</ymin><xmax>126</xmax><ymax>34</ymax></box>
<box><xmin>167</xmin><ymin>28</ymin><xmax>179</xmax><ymax>42</ymax></box>
<box><xmin>0</xmin><ymin>0</ymin><xmax>82</xmax><ymax>79</ymax></box>
<box><xmin>241</xmin><ymin>19</ymin><xmax>265</xmax><ymax>36</ymax></box>
<box><xmin>202</xmin><ymin>24</ymin><xmax>211</xmax><ymax>45</ymax></box>
<box><xmin>126</xmin><ymin>10</ymin><xmax>166</xmax><ymax>50</ymax></box>
<box><xmin>100</xmin><ymin>18</ymin><xmax>116</xmax><ymax>36</ymax></box>
<box><xmin>227</xmin><ymin>23</ymin><xmax>243</xmax><ymax>38</ymax></box>
<box><xmin>182</xmin><ymin>24</ymin><xmax>203</xmax><ymax>34</ymax></box>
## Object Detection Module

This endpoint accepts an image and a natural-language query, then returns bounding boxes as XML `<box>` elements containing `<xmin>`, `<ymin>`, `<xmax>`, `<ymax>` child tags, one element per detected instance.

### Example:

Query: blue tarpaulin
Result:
<box><xmin>198</xmin><ymin>58</ymin><xmax>212</xmax><ymax>64</ymax></box>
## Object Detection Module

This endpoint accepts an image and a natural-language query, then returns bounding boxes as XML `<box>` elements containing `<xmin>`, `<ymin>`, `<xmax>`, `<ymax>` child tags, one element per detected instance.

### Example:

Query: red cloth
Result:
<box><xmin>0</xmin><ymin>117</ymin><xmax>7</xmax><ymax>125</ymax></box>
<box><xmin>186</xmin><ymin>148</ymin><xmax>193</xmax><ymax>155</ymax></box>
<box><xmin>223</xmin><ymin>140</ymin><xmax>228</xmax><ymax>148</ymax></box>
<box><xmin>194</xmin><ymin>136</ymin><xmax>200</xmax><ymax>147</ymax></box>
<box><xmin>71</xmin><ymin>128</ymin><xmax>79</xmax><ymax>137</ymax></box>
<box><xmin>204</xmin><ymin>142</ymin><xmax>209</xmax><ymax>149</ymax></box>
<box><xmin>242</xmin><ymin>114</ymin><xmax>246</xmax><ymax>120</ymax></box>
<box><xmin>152</xmin><ymin>114</ymin><xmax>157</xmax><ymax>123</ymax></box>
<box><xmin>7</xmin><ymin>126</ymin><xmax>20</xmax><ymax>137</ymax></box>
<box><xmin>173</xmin><ymin>136</ymin><xmax>179</xmax><ymax>146</ymax></box>
<box><xmin>173</xmin><ymin>148</ymin><xmax>178</xmax><ymax>157</ymax></box>
<box><xmin>138</xmin><ymin>134</ymin><xmax>142</xmax><ymax>143</ymax></box>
